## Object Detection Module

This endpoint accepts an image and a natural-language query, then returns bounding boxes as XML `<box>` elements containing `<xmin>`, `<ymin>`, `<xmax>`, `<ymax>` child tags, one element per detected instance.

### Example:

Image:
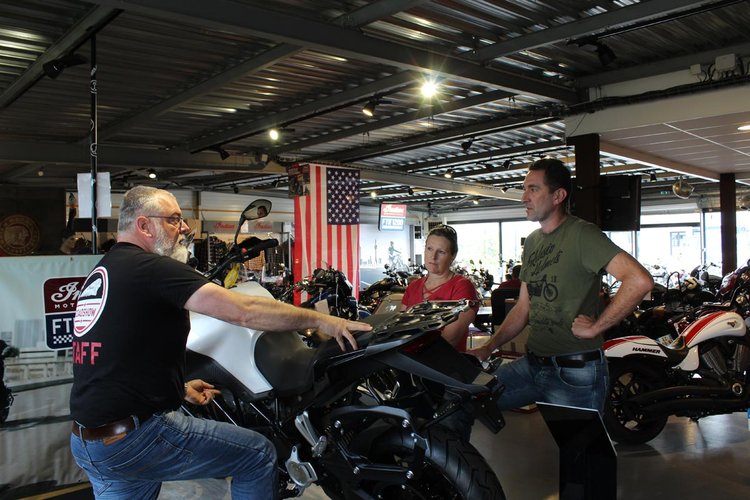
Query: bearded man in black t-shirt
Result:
<box><xmin>69</xmin><ymin>185</ymin><xmax>371</xmax><ymax>499</ymax></box>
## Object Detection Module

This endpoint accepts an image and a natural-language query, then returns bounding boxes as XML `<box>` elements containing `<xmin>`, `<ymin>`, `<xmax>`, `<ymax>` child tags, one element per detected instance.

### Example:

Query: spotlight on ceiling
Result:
<box><xmin>208</xmin><ymin>146</ymin><xmax>230</xmax><ymax>160</ymax></box>
<box><xmin>444</xmin><ymin>171</ymin><xmax>453</xmax><ymax>179</ymax></box>
<box><xmin>460</xmin><ymin>138</ymin><xmax>474</xmax><ymax>152</ymax></box>
<box><xmin>370</xmin><ymin>190</ymin><xmax>378</xmax><ymax>199</ymax></box>
<box><xmin>37</xmin><ymin>167</ymin><xmax>44</xmax><ymax>177</ymax></box>
<box><xmin>147</xmin><ymin>169</ymin><xmax>157</xmax><ymax>179</ymax></box>
<box><xmin>472</xmin><ymin>198</ymin><xmax>480</xmax><ymax>205</ymax></box>
<box><xmin>362</xmin><ymin>99</ymin><xmax>378</xmax><ymax>117</ymax></box>
<box><xmin>501</xmin><ymin>186</ymin><xmax>509</xmax><ymax>193</ymax></box>
<box><xmin>407</xmin><ymin>187</ymin><xmax>414</xmax><ymax>196</ymax></box>
<box><xmin>650</xmin><ymin>173</ymin><xmax>658</xmax><ymax>182</ymax></box>
<box><xmin>232</xmin><ymin>185</ymin><xmax>239</xmax><ymax>194</ymax></box>
<box><xmin>269</xmin><ymin>128</ymin><xmax>280</xmax><ymax>141</ymax></box>
<box><xmin>503</xmin><ymin>159</ymin><xmax>511</xmax><ymax>169</ymax></box>
<box><xmin>672</xmin><ymin>178</ymin><xmax>694</xmax><ymax>199</ymax></box>
<box><xmin>421</xmin><ymin>79</ymin><xmax>438</xmax><ymax>98</ymax></box>
<box><xmin>42</xmin><ymin>53</ymin><xmax>87</xmax><ymax>79</ymax></box>
<box><xmin>595</xmin><ymin>42</ymin><xmax>616</xmax><ymax>66</ymax></box>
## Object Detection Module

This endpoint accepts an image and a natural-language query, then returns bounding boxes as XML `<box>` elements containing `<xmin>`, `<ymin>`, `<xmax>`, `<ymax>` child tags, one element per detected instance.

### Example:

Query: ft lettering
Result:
<box><xmin>73</xmin><ymin>340</ymin><xmax>102</xmax><ymax>365</ymax></box>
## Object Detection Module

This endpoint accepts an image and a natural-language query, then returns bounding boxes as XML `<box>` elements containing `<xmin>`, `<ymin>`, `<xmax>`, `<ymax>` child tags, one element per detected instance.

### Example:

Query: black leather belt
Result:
<box><xmin>72</xmin><ymin>413</ymin><xmax>152</xmax><ymax>441</ymax></box>
<box><xmin>528</xmin><ymin>350</ymin><xmax>602</xmax><ymax>368</ymax></box>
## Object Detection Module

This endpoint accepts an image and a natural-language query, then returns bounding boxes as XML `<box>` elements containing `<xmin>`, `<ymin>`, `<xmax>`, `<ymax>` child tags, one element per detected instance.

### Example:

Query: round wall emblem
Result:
<box><xmin>0</xmin><ymin>214</ymin><xmax>41</xmax><ymax>256</ymax></box>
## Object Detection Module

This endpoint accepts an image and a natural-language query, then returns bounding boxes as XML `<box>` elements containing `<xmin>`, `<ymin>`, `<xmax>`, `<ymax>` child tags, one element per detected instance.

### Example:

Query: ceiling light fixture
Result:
<box><xmin>421</xmin><ymin>79</ymin><xmax>438</xmax><ymax>98</ymax></box>
<box><xmin>232</xmin><ymin>185</ymin><xmax>239</xmax><ymax>194</ymax></box>
<box><xmin>739</xmin><ymin>124</ymin><xmax>750</xmax><ymax>131</ymax></box>
<box><xmin>147</xmin><ymin>169</ymin><xmax>157</xmax><ymax>179</ymax></box>
<box><xmin>370</xmin><ymin>190</ymin><xmax>378</xmax><ymax>198</ymax></box>
<box><xmin>362</xmin><ymin>99</ymin><xmax>378</xmax><ymax>117</ymax></box>
<box><xmin>444</xmin><ymin>171</ymin><xmax>453</xmax><ymax>179</ymax></box>
<box><xmin>461</xmin><ymin>138</ymin><xmax>474</xmax><ymax>152</ymax></box>
<box><xmin>407</xmin><ymin>187</ymin><xmax>414</xmax><ymax>195</ymax></box>
<box><xmin>472</xmin><ymin>198</ymin><xmax>480</xmax><ymax>205</ymax></box>
<box><xmin>272</xmin><ymin>179</ymin><xmax>281</xmax><ymax>188</ymax></box>
<box><xmin>595</xmin><ymin>42</ymin><xmax>616</xmax><ymax>66</ymax></box>
<box><xmin>650</xmin><ymin>173</ymin><xmax>658</xmax><ymax>182</ymax></box>
<box><xmin>37</xmin><ymin>167</ymin><xmax>44</xmax><ymax>177</ymax></box>
<box><xmin>269</xmin><ymin>128</ymin><xmax>280</xmax><ymax>141</ymax></box>
<box><xmin>501</xmin><ymin>186</ymin><xmax>509</xmax><ymax>192</ymax></box>
<box><xmin>503</xmin><ymin>159</ymin><xmax>511</xmax><ymax>169</ymax></box>
<box><xmin>208</xmin><ymin>145</ymin><xmax>230</xmax><ymax>160</ymax></box>
<box><xmin>42</xmin><ymin>53</ymin><xmax>87</xmax><ymax>79</ymax></box>
<box><xmin>672</xmin><ymin>177</ymin><xmax>694</xmax><ymax>199</ymax></box>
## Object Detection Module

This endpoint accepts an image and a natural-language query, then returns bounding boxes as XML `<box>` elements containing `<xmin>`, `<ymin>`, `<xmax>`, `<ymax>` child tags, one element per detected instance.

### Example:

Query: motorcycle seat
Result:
<box><xmin>254</xmin><ymin>330</ymin><xmax>365</xmax><ymax>397</ymax></box>
<box><xmin>659</xmin><ymin>335</ymin><xmax>690</xmax><ymax>365</ymax></box>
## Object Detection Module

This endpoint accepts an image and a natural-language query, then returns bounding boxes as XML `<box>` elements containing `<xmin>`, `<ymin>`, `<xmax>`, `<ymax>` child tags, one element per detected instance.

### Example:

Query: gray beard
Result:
<box><xmin>154</xmin><ymin>227</ymin><xmax>189</xmax><ymax>263</ymax></box>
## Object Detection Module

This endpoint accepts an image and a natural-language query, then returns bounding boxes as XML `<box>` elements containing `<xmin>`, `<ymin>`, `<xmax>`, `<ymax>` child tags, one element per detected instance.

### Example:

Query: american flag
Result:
<box><xmin>293</xmin><ymin>164</ymin><xmax>360</xmax><ymax>303</ymax></box>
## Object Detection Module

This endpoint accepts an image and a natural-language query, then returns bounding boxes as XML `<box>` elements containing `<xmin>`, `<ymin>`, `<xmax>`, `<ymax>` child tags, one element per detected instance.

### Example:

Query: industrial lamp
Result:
<box><xmin>43</xmin><ymin>53</ymin><xmax>87</xmax><ymax>79</ymax></box>
<box><xmin>672</xmin><ymin>178</ymin><xmax>694</xmax><ymax>199</ymax></box>
<box><xmin>362</xmin><ymin>99</ymin><xmax>378</xmax><ymax>117</ymax></box>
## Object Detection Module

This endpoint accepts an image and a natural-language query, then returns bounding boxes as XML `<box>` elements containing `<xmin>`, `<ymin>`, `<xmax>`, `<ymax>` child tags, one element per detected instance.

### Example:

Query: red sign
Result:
<box><xmin>380</xmin><ymin>203</ymin><xmax>407</xmax><ymax>217</ymax></box>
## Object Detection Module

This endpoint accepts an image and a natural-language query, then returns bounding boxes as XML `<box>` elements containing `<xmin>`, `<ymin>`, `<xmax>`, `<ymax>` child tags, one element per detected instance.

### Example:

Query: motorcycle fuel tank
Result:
<box><xmin>682</xmin><ymin>310</ymin><xmax>746</xmax><ymax>347</ymax></box>
<box><xmin>603</xmin><ymin>335</ymin><xmax>667</xmax><ymax>359</ymax></box>
<box><xmin>187</xmin><ymin>281</ymin><xmax>274</xmax><ymax>394</ymax></box>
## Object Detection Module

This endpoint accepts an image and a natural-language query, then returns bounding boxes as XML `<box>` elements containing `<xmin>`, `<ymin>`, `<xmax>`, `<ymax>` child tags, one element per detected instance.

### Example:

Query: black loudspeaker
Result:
<box><xmin>600</xmin><ymin>175</ymin><xmax>641</xmax><ymax>231</ymax></box>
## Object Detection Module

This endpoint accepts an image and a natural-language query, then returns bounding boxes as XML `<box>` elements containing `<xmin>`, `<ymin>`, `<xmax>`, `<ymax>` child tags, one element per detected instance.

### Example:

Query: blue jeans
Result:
<box><xmin>70</xmin><ymin>410</ymin><xmax>277</xmax><ymax>499</ymax></box>
<box><xmin>492</xmin><ymin>352</ymin><xmax>609</xmax><ymax>413</ymax></box>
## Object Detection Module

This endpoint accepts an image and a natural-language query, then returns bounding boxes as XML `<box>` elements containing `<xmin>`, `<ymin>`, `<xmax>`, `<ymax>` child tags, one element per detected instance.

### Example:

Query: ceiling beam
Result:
<box><xmin>0</xmin><ymin>141</ymin><xmax>259</xmax><ymax>173</ymax></box>
<box><xmin>356</xmin><ymin>166</ymin><xmax>521</xmax><ymax>201</ymax></box>
<box><xmin>97</xmin><ymin>44</ymin><xmax>303</xmax><ymax>142</ymax></box>
<box><xmin>271</xmin><ymin>89</ymin><xmax>515</xmax><ymax>155</ymax></box>
<box><xmin>467</xmin><ymin>0</ymin><xmax>714</xmax><ymax>63</ymax></box>
<box><xmin>0</xmin><ymin>6</ymin><xmax>120</xmax><ymax>109</ymax></box>
<box><xmin>188</xmin><ymin>71</ymin><xmax>418</xmax><ymax>152</ymax></box>
<box><xmin>321</xmin><ymin>116</ymin><xmax>560</xmax><ymax>162</ymax></box>
<box><xmin>575</xmin><ymin>41</ymin><xmax>750</xmax><ymax>88</ymax></box>
<box><xmin>88</xmin><ymin>0</ymin><xmax>577</xmax><ymax>102</ymax></box>
<box><xmin>600</xmin><ymin>141</ymin><xmax>720</xmax><ymax>182</ymax></box>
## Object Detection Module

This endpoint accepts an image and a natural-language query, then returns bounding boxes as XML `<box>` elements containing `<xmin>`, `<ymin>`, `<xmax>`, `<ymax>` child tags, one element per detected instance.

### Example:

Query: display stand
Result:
<box><xmin>536</xmin><ymin>402</ymin><xmax>617</xmax><ymax>500</ymax></box>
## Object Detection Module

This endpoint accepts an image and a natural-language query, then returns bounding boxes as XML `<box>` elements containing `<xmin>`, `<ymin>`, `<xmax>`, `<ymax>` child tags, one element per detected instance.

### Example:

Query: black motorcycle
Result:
<box><xmin>184</xmin><ymin>200</ymin><xmax>506</xmax><ymax>499</ymax></box>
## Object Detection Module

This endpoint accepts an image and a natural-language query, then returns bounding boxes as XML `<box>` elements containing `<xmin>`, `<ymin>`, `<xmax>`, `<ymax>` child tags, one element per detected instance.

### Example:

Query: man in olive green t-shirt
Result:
<box><xmin>469</xmin><ymin>159</ymin><xmax>653</xmax><ymax>413</ymax></box>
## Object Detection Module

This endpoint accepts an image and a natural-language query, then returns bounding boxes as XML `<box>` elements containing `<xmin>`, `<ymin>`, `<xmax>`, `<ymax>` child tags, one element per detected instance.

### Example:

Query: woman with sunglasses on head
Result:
<box><xmin>401</xmin><ymin>225</ymin><xmax>480</xmax><ymax>352</ymax></box>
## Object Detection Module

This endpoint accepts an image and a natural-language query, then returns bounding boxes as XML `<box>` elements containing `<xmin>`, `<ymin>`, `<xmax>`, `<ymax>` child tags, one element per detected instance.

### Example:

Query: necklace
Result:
<box><xmin>422</xmin><ymin>273</ymin><xmax>454</xmax><ymax>298</ymax></box>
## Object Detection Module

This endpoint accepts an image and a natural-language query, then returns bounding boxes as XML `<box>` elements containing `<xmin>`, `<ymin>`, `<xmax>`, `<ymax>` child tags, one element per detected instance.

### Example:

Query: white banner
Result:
<box><xmin>0</xmin><ymin>255</ymin><xmax>100</xmax><ymax>492</ymax></box>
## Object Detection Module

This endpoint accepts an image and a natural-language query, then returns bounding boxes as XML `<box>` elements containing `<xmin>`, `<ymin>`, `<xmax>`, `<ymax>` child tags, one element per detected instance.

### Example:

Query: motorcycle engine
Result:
<box><xmin>731</xmin><ymin>342</ymin><xmax>750</xmax><ymax>373</ymax></box>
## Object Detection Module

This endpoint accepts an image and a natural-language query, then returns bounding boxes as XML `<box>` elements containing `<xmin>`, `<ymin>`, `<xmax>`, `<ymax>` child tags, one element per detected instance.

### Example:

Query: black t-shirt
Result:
<box><xmin>69</xmin><ymin>242</ymin><xmax>209</xmax><ymax>427</ymax></box>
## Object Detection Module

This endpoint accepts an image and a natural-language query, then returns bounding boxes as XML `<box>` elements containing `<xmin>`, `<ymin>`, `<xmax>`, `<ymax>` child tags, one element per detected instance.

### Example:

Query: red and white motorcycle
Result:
<box><xmin>602</xmin><ymin>261</ymin><xmax>750</xmax><ymax>444</ymax></box>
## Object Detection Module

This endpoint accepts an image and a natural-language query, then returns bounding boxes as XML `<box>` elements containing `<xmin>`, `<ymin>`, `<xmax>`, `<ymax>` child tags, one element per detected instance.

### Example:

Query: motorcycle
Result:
<box><xmin>602</xmin><ymin>259</ymin><xmax>750</xmax><ymax>444</ymax></box>
<box><xmin>0</xmin><ymin>340</ymin><xmax>19</xmax><ymax>424</ymax></box>
<box><xmin>358</xmin><ymin>264</ymin><xmax>409</xmax><ymax>314</ymax></box>
<box><xmin>184</xmin><ymin>200</ymin><xmax>507</xmax><ymax>499</ymax></box>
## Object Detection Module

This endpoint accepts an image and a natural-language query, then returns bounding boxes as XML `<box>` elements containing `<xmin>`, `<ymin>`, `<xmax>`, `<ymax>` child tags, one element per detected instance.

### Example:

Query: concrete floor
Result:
<box><xmin>156</xmin><ymin>410</ymin><xmax>750</xmax><ymax>500</ymax></box>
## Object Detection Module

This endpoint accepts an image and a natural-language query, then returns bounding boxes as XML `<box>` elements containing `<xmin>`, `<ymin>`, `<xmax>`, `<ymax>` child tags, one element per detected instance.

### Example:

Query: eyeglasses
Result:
<box><xmin>147</xmin><ymin>215</ymin><xmax>187</xmax><ymax>228</ymax></box>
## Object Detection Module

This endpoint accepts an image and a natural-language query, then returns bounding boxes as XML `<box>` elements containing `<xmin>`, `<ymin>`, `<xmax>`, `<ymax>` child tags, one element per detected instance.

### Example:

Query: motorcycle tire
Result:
<box><xmin>341</xmin><ymin>425</ymin><xmax>505</xmax><ymax>500</ymax></box>
<box><xmin>604</xmin><ymin>360</ymin><xmax>669</xmax><ymax>445</ymax></box>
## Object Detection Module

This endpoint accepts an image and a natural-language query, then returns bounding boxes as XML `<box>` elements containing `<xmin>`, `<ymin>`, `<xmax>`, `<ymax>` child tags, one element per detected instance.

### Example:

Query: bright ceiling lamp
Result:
<box><xmin>421</xmin><ymin>79</ymin><xmax>438</xmax><ymax>98</ymax></box>
<box><xmin>738</xmin><ymin>124</ymin><xmax>750</xmax><ymax>131</ymax></box>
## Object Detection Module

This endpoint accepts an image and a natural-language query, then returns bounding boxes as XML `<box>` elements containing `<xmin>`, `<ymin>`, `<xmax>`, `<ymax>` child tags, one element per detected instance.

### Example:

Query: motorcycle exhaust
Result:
<box><xmin>630</xmin><ymin>384</ymin><xmax>739</xmax><ymax>405</ymax></box>
<box><xmin>639</xmin><ymin>396</ymin><xmax>750</xmax><ymax>417</ymax></box>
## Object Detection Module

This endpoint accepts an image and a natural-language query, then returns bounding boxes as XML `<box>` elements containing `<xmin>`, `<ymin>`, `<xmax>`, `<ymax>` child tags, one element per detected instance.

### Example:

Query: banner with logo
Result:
<box><xmin>0</xmin><ymin>255</ymin><xmax>100</xmax><ymax>493</ymax></box>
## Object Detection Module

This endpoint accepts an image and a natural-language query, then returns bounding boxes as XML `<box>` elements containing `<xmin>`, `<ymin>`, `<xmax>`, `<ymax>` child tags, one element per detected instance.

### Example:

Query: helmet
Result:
<box><xmin>683</xmin><ymin>276</ymin><xmax>698</xmax><ymax>290</ymax></box>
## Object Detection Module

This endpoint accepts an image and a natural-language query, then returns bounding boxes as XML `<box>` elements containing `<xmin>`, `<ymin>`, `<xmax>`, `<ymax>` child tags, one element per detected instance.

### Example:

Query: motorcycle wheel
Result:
<box><xmin>604</xmin><ymin>360</ymin><xmax>669</xmax><ymax>445</ymax></box>
<box><xmin>347</xmin><ymin>426</ymin><xmax>505</xmax><ymax>500</ymax></box>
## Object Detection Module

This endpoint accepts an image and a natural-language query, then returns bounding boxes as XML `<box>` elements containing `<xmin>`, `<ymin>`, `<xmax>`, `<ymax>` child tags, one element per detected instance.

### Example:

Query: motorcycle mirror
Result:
<box><xmin>234</xmin><ymin>199</ymin><xmax>273</xmax><ymax>243</ymax></box>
